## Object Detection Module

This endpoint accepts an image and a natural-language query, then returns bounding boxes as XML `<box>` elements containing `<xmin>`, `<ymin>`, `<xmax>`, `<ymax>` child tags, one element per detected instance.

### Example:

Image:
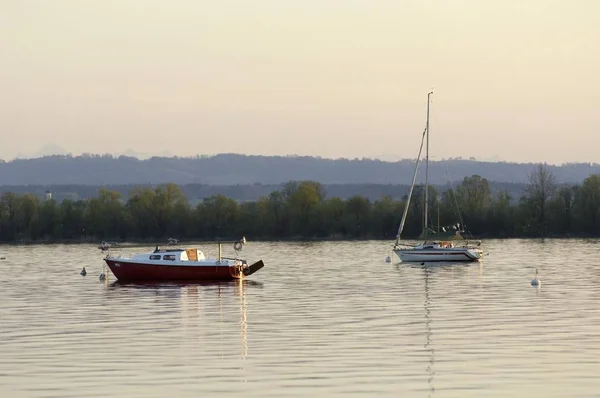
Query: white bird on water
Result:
<box><xmin>531</xmin><ymin>269</ymin><xmax>541</xmax><ymax>287</ymax></box>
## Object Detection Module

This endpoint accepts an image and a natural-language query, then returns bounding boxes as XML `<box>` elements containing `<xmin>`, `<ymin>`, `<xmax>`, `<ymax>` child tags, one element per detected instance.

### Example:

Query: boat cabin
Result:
<box><xmin>422</xmin><ymin>241</ymin><xmax>455</xmax><ymax>249</ymax></box>
<box><xmin>138</xmin><ymin>247</ymin><xmax>207</xmax><ymax>262</ymax></box>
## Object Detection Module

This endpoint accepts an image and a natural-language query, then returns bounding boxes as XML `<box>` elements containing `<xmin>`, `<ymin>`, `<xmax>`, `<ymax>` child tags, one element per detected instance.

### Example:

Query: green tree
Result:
<box><xmin>286</xmin><ymin>181</ymin><xmax>325</xmax><ymax>236</ymax></box>
<box><xmin>237</xmin><ymin>201</ymin><xmax>264</xmax><ymax>239</ymax></box>
<box><xmin>318</xmin><ymin>197</ymin><xmax>345</xmax><ymax>238</ymax></box>
<box><xmin>0</xmin><ymin>193</ymin><xmax>21</xmax><ymax>240</ymax></box>
<box><xmin>35</xmin><ymin>199</ymin><xmax>61</xmax><ymax>240</ymax></box>
<box><xmin>266</xmin><ymin>191</ymin><xmax>288</xmax><ymax>236</ymax></box>
<box><xmin>486</xmin><ymin>191</ymin><xmax>513</xmax><ymax>237</ymax></box>
<box><xmin>577</xmin><ymin>174</ymin><xmax>600</xmax><ymax>234</ymax></box>
<box><xmin>343</xmin><ymin>195</ymin><xmax>372</xmax><ymax>237</ymax></box>
<box><xmin>547</xmin><ymin>185</ymin><xmax>578</xmax><ymax>234</ymax></box>
<box><xmin>59</xmin><ymin>199</ymin><xmax>86</xmax><ymax>239</ymax></box>
<box><xmin>197</xmin><ymin>195</ymin><xmax>240</xmax><ymax>238</ymax></box>
<box><xmin>153</xmin><ymin>183</ymin><xmax>188</xmax><ymax>237</ymax></box>
<box><xmin>16</xmin><ymin>194</ymin><xmax>40</xmax><ymax>239</ymax></box>
<box><xmin>86</xmin><ymin>188</ymin><xmax>126</xmax><ymax>239</ymax></box>
<box><xmin>371</xmin><ymin>195</ymin><xmax>400</xmax><ymax>239</ymax></box>
<box><xmin>522</xmin><ymin>163</ymin><xmax>557</xmax><ymax>236</ymax></box>
<box><xmin>126</xmin><ymin>188</ymin><xmax>159</xmax><ymax>238</ymax></box>
<box><xmin>453</xmin><ymin>175</ymin><xmax>492</xmax><ymax>234</ymax></box>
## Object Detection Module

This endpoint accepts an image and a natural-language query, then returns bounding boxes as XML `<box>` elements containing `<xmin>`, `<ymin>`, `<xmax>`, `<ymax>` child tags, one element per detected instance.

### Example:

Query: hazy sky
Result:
<box><xmin>1</xmin><ymin>0</ymin><xmax>598</xmax><ymax>164</ymax></box>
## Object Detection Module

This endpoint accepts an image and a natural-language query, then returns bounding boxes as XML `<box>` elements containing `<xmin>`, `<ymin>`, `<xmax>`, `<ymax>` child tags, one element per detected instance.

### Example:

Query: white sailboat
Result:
<box><xmin>392</xmin><ymin>92</ymin><xmax>483</xmax><ymax>263</ymax></box>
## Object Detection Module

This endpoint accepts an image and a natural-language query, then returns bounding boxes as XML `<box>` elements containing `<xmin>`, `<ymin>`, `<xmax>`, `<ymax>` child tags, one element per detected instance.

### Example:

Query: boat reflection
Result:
<box><xmin>402</xmin><ymin>260</ymin><xmax>481</xmax><ymax>269</ymax></box>
<box><xmin>106</xmin><ymin>278</ymin><xmax>263</xmax><ymax>291</ymax></box>
<box><xmin>423</xmin><ymin>267</ymin><xmax>435</xmax><ymax>397</ymax></box>
<box><xmin>179</xmin><ymin>279</ymin><xmax>252</xmax><ymax>360</ymax></box>
<box><xmin>395</xmin><ymin>260</ymin><xmax>482</xmax><ymax>397</ymax></box>
<box><xmin>399</xmin><ymin>260</ymin><xmax>483</xmax><ymax>280</ymax></box>
<box><xmin>106</xmin><ymin>279</ymin><xmax>261</xmax><ymax>362</ymax></box>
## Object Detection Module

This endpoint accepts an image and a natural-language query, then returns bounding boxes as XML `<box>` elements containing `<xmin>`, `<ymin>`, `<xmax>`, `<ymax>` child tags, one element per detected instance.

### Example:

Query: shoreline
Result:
<box><xmin>1</xmin><ymin>234</ymin><xmax>598</xmax><ymax>246</ymax></box>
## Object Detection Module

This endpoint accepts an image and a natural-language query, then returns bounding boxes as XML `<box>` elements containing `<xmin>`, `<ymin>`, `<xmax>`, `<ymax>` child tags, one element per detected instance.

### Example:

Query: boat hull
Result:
<box><xmin>393</xmin><ymin>247</ymin><xmax>482</xmax><ymax>263</ymax></box>
<box><xmin>104</xmin><ymin>258</ymin><xmax>243</xmax><ymax>282</ymax></box>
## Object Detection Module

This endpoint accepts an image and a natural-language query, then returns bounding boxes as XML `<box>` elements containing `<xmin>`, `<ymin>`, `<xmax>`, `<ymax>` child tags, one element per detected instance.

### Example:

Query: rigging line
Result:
<box><xmin>443</xmin><ymin>159</ymin><xmax>474</xmax><ymax>238</ymax></box>
<box><xmin>394</xmin><ymin>124</ymin><xmax>427</xmax><ymax>247</ymax></box>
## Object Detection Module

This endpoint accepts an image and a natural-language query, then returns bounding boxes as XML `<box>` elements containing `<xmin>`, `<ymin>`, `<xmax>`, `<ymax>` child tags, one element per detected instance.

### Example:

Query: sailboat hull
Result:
<box><xmin>393</xmin><ymin>247</ymin><xmax>482</xmax><ymax>262</ymax></box>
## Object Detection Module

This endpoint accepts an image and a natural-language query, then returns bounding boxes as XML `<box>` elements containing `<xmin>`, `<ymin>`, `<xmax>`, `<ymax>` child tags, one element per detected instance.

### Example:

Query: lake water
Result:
<box><xmin>1</xmin><ymin>239</ymin><xmax>600</xmax><ymax>397</ymax></box>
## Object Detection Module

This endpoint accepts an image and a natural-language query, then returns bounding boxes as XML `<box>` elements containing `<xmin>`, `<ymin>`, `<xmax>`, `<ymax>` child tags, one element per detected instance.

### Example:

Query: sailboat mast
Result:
<box><xmin>424</xmin><ymin>91</ymin><xmax>433</xmax><ymax>240</ymax></box>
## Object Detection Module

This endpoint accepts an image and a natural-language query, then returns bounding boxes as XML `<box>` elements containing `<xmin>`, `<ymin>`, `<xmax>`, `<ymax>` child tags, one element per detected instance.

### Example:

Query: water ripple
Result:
<box><xmin>1</xmin><ymin>239</ymin><xmax>600</xmax><ymax>397</ymax></box>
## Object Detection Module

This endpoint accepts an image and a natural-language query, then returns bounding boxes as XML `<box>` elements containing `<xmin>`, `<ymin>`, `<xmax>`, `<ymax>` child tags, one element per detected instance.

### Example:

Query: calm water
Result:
<box><xmin>1</xmin><ymin>239</ymin><xmax>600</xmax><ymax>397</ymax></box>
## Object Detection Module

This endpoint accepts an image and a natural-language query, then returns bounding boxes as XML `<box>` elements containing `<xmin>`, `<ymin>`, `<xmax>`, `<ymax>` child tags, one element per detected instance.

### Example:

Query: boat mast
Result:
<box><xmin>424</xmin><ymin>91</ymin><xmax>433</xmax><ymax>240</ymax></box>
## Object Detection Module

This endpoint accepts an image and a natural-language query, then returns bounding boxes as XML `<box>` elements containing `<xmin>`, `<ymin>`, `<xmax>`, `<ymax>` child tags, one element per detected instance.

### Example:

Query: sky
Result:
<box><xmin>1</xmin><ymin>0</ymin><xmax>599</xmax><ymax>164</ymax></box>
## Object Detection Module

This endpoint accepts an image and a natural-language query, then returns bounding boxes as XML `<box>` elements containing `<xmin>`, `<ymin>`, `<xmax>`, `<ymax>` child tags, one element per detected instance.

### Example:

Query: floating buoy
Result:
<box><xmin>99</xmin><ymin>273</ymin><xmax>106</xmax><ymax>281</ymax></box>
<box><xmin>531</xmin><ymin>269</ymin><xmax>540</xmax><ymax>287</ymax></box>
<box><xmin>385</xmin><ymin>256</ymin><xmax>391</xmax><ymax>263</ymax></box>
<box><xmin>80</xmin><ymin>267</ymin><xmax>87</xmax><ymax>276</ymax></box>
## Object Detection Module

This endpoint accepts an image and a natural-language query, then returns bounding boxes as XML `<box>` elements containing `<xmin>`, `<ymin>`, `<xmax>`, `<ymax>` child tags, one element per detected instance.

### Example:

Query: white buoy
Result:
<box><xmin>385</xmin><ymin>256</ymin><xmax>391</xmax><ymax>263</ymax></box>
<box><xmin>531</xmin><ymin>269</ymin><xmax>541</xmax><ymax>287</ymax></box>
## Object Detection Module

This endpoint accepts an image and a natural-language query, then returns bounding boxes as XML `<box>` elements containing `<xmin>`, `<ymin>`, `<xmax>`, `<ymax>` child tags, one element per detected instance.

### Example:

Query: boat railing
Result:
<box><xmin>462</xmin><ymin>240</ymin><xmax>482</xmax><ymax>247</ymax></box>
<box><xmin>99</xmin><ymin>237</ymin><xmax>248</xmax><ymax>261</ymax></box>
<box><xmin>393</xmin><ymin>242</ymin><xmax>419</xmax><ymax>249</ymax></box>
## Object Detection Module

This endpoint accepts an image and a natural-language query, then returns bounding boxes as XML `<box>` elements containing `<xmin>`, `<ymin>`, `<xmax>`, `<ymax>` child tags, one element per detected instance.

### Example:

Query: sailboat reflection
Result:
<box><xmin>399</xmin><ymin>261</ymin><xmax>482</xmax><ymax>397</ymax></box>
<box><xmin>423</xmin><ymin>267</ymin><xmax>435</xmax><ymax>397</ymax></box>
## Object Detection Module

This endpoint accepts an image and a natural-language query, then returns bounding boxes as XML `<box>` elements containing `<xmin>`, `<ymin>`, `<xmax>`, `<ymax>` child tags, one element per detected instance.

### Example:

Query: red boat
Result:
<box><xmin>101</xmin><ymin>238</ymin><xmax>264</xmax><ymax>282</ymax></box>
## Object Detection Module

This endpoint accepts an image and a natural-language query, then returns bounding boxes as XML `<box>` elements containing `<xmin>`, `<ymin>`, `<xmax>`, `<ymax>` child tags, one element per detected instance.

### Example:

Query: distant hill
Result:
<box><xmin>1</xmin><ymin>153</ymin><xmax>599</xmax><ymax>186</ymax></box>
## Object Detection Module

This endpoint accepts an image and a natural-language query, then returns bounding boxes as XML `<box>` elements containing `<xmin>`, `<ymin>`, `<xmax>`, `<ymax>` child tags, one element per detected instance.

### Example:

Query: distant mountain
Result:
<box><xmin>119</xmin><ymin>148</ymin><xmax>174</xmax><ymax>160</ymax></box>
<box><xmin>0</xmin><ymin>153</ymin><xmax>599</xmax><ymax>186</ymax></box>
<box><xmin>33</xmin><ymin>143</ymin><xmax>69</xmax><ymax>158</ymax></box>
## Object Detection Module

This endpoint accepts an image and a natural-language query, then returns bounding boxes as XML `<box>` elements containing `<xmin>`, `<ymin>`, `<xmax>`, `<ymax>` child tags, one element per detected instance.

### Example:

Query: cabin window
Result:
<box><xmin>149</xmin><ymin>255</ymin><xmax>161</xmax><ymax>260</ymax></box>
<box><xmin>163</xmin><ymin>254</ymin><xmax>176</xmax><ymax>261</ymax></box>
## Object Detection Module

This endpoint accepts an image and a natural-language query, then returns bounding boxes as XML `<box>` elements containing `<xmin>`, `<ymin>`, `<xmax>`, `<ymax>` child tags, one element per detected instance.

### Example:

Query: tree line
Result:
<box><xmin>0</xmin><ymin>164</ymin><xmax>599</xmax><ymax>243</ymax></box>
<box><xmin>0</xmin><ymin>181</ymin><xmax>530</xmax><ymax>204</ymax></box>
